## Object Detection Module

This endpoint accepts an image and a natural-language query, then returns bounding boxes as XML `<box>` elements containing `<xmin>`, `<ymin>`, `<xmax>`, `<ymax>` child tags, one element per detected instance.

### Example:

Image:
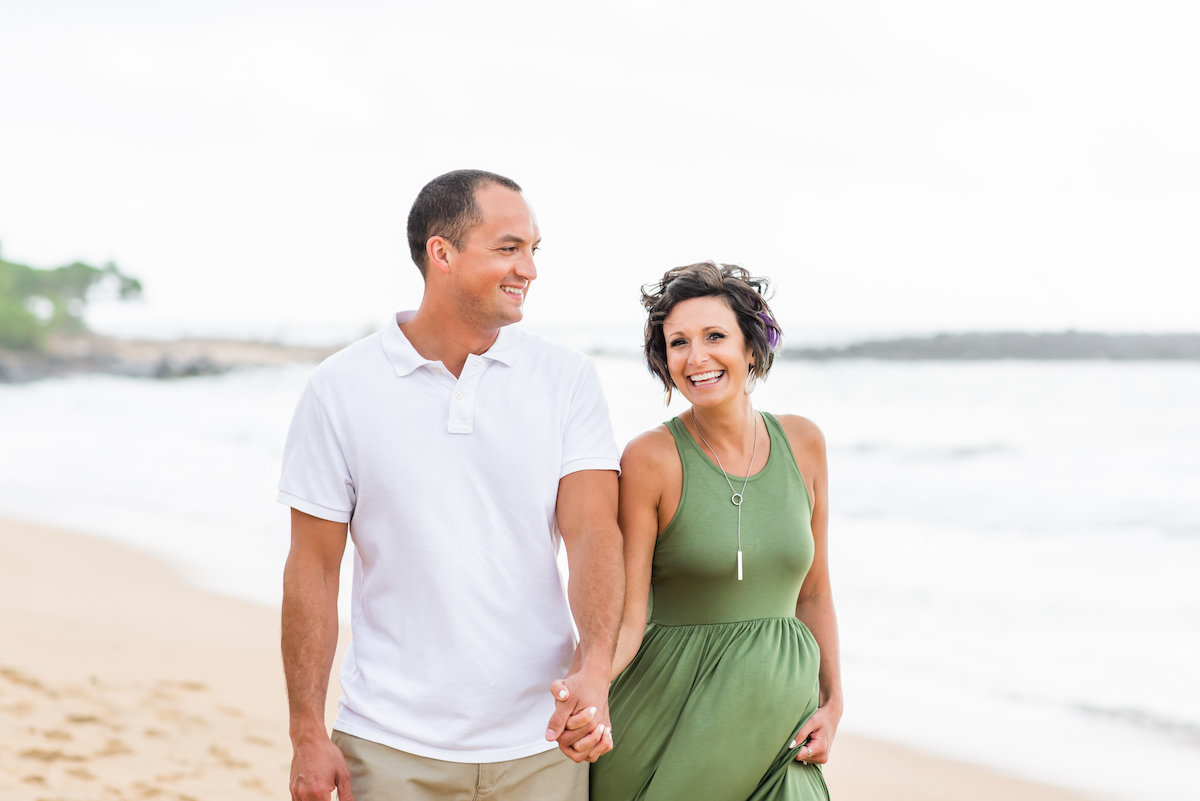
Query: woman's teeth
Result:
<box><xmin>689</xmin><ymin>370</ymin><xmax>723</xmax><ymax>385</ymax></box>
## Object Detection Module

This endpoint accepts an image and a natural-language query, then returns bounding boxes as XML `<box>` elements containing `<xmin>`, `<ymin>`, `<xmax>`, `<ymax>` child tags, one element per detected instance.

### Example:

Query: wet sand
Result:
<box><xmin>0</xmin><ymin>517</ymin><xmax>1100</xmax><ymax>800</ymax></box>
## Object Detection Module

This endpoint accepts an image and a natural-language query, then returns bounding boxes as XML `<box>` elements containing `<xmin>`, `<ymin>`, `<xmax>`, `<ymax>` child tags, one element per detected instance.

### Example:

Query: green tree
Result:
<box><xmin>0</xmin><ymin>244</ymin><xmax>143</xmax><ymax>349</ymax></box>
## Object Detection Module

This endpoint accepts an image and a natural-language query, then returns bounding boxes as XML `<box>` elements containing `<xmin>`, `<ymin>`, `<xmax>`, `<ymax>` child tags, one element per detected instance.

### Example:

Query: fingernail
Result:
<box><xmin>588</xmin><ymin>706</ymin><xmax>597</xmax><ymax>715</ymax></box>
<box><xmin>546</xmin><ymin>729</ymin><xmax>556</xmax><ymax>740</ymax></box>
<box><xmin>596</xmin><ymin>724</ymin><xmax>606</xmax><ymax>737</ymax></box>
<box><xmin>789</xmin><ymin>739</ymin><xmax>797</xmax><ymax>748</ymax></box>
<box><xmin>557</xmin><ymin>689</ymin><xmax>568</xmax><ymax>700</ymax></box>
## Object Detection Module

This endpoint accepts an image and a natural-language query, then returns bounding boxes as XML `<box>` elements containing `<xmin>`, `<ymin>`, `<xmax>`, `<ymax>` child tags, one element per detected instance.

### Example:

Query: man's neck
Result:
<box><xmin>399</xmin><ymin>307</ymin><xmax>502</xmax><ymax>378</ymax></box>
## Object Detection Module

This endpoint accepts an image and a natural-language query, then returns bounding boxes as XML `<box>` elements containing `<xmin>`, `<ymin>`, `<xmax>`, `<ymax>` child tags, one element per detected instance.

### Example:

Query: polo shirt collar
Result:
<box><xmin>481</xmin><ymin>323</ymin><xmax>519</xmax><ymax>367</ymax></box>
<box><xmin>382</xmin><ymin>311</ymin><xmax>519</xmax><ymax>377</ymax></box>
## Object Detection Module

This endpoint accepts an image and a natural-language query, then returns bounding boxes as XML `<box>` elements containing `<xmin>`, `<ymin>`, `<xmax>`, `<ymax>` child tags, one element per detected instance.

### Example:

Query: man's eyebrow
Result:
<box><xmin>490</xmin><ymin>233</ymin><xmax>542</xmax><ymax>248</ymax></box>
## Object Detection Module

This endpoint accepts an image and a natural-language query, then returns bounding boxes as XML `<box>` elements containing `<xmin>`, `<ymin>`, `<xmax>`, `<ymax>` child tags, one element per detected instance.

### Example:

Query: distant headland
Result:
<box><xmin>3</xmin><ymin>330</ymin><xmax>1198</xmax><ymax>384</ymax></box>
<box><xmin>0</xmin><ymin>334</ymin><xmax>337</xmax><ymax>383</ymax></box>
<box><xmin>0</xmin><ymin>246</ymin><xmax>335</xmax><ymax>383</ymax></box>
<box><xmin>782</xmin><ymin>330</ymin><xmax>1200</xmax><ymax>361</ymax></box>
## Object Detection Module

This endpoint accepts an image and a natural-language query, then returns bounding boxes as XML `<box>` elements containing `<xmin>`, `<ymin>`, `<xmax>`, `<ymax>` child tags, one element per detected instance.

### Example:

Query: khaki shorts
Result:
<box><xmin>331</xmin><ymin>730</ymin><xmax>588</xmax><ymax>801</ymax></box>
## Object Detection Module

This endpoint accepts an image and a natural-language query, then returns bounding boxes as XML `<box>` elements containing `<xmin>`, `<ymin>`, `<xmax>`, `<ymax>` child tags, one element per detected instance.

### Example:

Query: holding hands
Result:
<box><xmin>545</xmin><ymin>673</ymin><xmax>614</xmax><ymax>763</ymax></box>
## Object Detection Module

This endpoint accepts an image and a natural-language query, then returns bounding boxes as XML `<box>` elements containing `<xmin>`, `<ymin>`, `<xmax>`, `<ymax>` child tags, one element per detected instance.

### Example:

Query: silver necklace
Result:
<box><xmin>691</xmin><ymin>408</ymin><xmax>758</xmax><ymax>581</ymax></box>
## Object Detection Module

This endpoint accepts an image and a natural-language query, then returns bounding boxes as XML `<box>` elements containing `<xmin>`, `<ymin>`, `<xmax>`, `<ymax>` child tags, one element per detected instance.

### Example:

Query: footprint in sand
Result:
<box><xmin>149</xmin><ymin>680</ymin><xmax>208</xmax><ymax>702</ymax></box>
<box><xmin>1</xmin><ymin>700</ymin><xmax>35</xmax><ymax>717</ymax></box>
<box><xmin>207</xmin><ymin>744</ymin><xmax>250</xmax><ymax>770</ymax></box>
<box><xmin>133</xmin><ymin>779</ymin><xmax>166</xmax><ymax>798</ymax></box>
<box><xmin>0</xmin><ymin>666</ymin><xmax>48</xmax><ymax>693</ymax></box>
<box><xmin>18</xmin><ymin>747</ymin><xmax>87</xmax><ymax>763</ymax></box>
<box><xmin>94</xmin><ymin>737</ymin><xmax>134</xmax><ymax>758</ymax></box>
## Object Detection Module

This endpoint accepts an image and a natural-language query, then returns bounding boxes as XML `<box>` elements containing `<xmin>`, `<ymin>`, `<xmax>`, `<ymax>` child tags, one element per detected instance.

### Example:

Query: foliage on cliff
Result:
<box><xmin>0</xmin><ymin>245</ymin><xmax>143</xmax><ymax>349</ymax></box>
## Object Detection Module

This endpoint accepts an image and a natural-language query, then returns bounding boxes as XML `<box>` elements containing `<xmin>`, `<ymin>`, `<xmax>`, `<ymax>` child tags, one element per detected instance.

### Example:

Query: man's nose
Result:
<box><xmin>515</xmin><ymin>250</ymin><xmax>537</xmax><ymax>280</ymax></box>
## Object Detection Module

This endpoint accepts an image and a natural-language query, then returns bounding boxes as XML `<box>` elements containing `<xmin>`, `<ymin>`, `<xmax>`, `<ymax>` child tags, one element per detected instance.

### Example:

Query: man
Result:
<box><xmin>279</xmin><ymin>169</ymin><xmax>623</xmax><ymax>801</ymax></box>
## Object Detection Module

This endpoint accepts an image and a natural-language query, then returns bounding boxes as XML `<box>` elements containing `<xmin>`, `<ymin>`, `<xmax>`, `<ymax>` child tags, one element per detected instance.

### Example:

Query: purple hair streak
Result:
<box><xmin>758</xmin><ymin>310</ymin><xmax>782</xmax><ymax>350</ymax></box>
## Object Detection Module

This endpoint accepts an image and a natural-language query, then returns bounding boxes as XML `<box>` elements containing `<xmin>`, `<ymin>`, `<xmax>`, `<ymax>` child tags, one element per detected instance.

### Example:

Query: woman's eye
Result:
<box><xmin>669</xmin><ymin>338</ymin><xmax>686</xmax><ymax>348</ymax></box>
<box><xmin>707</xmin><ymin>332</ymin><xmax>725</xmax><ymax>341</ymax></box>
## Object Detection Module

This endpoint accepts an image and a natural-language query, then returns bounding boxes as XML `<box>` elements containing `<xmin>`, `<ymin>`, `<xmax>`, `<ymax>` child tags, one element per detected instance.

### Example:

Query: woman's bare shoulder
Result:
<box><xmin>772</xmin><ymin>413</ymin><xmax>827</xmax><ymax>457</ymax></box>
<box><xmin>621</xmin><ymin>424</ymin><xmax>679</xmax><ymax>472</ymax></box>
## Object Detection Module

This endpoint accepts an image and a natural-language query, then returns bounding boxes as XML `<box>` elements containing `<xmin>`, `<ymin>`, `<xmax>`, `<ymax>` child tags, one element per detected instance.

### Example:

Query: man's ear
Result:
<box><xmin>426</xmin><ymin>236</ymin><xmax>453</xmax><ymax>275</ymax></box>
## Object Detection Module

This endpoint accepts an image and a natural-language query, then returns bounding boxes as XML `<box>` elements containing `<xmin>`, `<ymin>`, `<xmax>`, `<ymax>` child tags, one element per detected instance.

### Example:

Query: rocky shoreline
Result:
<box><xmin>785</xmin><ymin>331</ymin><xmax>1200</xmax><ymax>361</ymax></box>
<box><xmin>0</xmin><ymin>335</ymin><xmax>337</xmax><ymax>383</ymax></box>
<box><xmin>3</xmin><ymin>330</ymin><xmax>1198</xmax><ymax>383</ymax></box>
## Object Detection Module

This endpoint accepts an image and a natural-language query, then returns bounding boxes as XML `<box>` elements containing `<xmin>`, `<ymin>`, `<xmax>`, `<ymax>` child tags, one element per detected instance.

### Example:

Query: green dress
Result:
<box><xmin>591</xmin><ymin>412</ymin><xmax>830</xmax><ymax>801</ymax></box>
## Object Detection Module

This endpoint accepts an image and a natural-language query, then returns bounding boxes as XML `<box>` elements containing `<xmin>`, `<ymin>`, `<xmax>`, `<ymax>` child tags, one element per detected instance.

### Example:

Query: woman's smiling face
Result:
<box><xmin>662</xmin><ymin>295</ymin><xmax>754</xmax><ymax>406</ymax></box>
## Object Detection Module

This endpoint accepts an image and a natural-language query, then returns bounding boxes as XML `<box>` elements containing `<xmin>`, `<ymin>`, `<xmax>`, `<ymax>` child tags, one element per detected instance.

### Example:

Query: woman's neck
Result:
<box><xmin>688</xmin><ymin>399</ymin><xmax>758</xmax><ymax>456</ymax></box>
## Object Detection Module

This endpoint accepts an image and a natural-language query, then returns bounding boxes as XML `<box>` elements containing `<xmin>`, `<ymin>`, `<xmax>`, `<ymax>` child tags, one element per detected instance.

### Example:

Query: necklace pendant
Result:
<box><xmin>731</xmin><ymin>492</ymin><xmax>743</xmax><ymax>506</ymax></box>
<box><xmin>737</xmin><ymin>549</ymin><xmax>743</xmax><ymax>581</ymax></box>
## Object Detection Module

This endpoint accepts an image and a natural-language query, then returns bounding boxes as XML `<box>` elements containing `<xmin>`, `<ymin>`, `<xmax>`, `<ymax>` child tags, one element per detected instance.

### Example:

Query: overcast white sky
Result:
<box><xmin>2</xmin><ymin>0</ymin><xmax>1197</xmax><ymax>344</ymax></box>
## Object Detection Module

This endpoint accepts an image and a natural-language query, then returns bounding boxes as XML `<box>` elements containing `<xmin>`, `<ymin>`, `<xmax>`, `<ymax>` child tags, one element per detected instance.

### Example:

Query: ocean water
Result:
<box><xmin>1</xmin><ymin>352</ymin><xmax>1197</xmax><ymax>800</ymax></box>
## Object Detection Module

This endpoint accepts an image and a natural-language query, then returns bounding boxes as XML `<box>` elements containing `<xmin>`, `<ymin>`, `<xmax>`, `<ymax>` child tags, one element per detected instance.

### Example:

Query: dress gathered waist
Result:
<box><xmin>648</xmin><ymin>614</ymin><xmax>803</xmax><ymax>628</ymax></box>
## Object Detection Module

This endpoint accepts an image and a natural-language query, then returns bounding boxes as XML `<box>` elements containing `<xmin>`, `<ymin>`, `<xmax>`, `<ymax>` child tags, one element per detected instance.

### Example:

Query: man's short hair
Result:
<box><xmin>406</xmin><ymin>169</ymin><xmax>523</xmax><ymax>275</ymax></box>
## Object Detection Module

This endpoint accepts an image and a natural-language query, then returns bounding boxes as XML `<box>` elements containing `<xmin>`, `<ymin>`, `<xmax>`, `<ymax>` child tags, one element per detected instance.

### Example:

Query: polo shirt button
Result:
<box><xmin>455</xmin><ymin>391</ymin><xmax>464</xmax><ymax>400</ymax></box>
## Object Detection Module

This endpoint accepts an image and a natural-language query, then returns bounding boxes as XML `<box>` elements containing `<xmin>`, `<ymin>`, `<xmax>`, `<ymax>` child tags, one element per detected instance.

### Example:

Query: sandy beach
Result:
<box><xmin>0</xmin><ymin>517</ymin><xmax>1101</xmax><ymax>801</ymax></box>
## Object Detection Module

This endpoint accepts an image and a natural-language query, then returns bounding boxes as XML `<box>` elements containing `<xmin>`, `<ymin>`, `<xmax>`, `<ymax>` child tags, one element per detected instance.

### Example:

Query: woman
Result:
<box><xmin>589</xmin><ymin>261</ymin><xmax>842</xmax><ymax>800</ymax></box>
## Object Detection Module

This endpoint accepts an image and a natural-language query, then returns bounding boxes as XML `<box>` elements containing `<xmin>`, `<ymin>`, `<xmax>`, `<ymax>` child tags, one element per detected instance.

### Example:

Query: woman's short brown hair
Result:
<box><xmin>641</xmin><ymin>261</ymin><xmax>783</xmax><ymax>394</ymax></box>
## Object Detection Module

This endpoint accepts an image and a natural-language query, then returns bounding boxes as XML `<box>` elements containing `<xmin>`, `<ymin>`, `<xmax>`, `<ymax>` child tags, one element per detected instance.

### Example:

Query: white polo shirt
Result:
<box><xmin>278</xmin><ymin>311</ymin><xmax>620</xmax><ymax>763</ymax></box>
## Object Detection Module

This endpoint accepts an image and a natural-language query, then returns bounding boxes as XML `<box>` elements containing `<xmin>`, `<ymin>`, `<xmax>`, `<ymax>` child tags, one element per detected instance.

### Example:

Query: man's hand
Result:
<box><xmin>552</xmin><ymin>469</ymin><xmax>622</xmax><ymax>763</ymax></box>
<box><xmin>290</xmin><ymin>734</ymin><xmax>354</xmax><ymax>801</ymax></box>
<box><xmin>545</xmin><ymin>670</ymin><xmax>614</xmax><ymax>763</ymax></box>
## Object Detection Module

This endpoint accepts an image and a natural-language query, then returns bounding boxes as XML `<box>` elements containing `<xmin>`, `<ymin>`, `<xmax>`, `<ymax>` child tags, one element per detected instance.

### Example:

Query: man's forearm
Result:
<box><xmin>281</xmin><ymin>557</ymin><xmax>341</xmax><ymax>741</ymax></box>
<box><xmin>567</xmin><ymin>522</ymin><xmax>624</xmax><ymax>671</ymax></box>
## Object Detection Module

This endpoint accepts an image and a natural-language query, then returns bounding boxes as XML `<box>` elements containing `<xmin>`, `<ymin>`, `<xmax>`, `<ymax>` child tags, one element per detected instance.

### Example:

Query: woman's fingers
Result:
<box><xmin>584</xmin><ymin>725</ymin><xmax>615</xmax><ymax>762</ymax></box>
<box><xmin>792</xmin><ymin>730</ymin><xmax>828</xmax><ymax>764</ymax></box>
<box><xmin>790</xmin><ymin>705</ymin><xmax>837</xmax><ymax>764</ymax></box>
<box><xmin>788</xmin><ymin>723</ymin><xmax>813</xmax><ymax>751</ymax></box>
<box><xmin>570</xmin><ymin>722</ymin><xmax>610</xmax><ymax>760</ymax></box>
<box><xmin>565</xmin><ymin>705</ymin><xmax>597</xmax><ymax>732</ymax></box>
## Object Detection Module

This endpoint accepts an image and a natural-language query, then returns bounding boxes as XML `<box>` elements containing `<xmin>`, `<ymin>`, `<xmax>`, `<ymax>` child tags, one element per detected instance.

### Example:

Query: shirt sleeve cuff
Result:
<box><xmin>277</xmin><ymin>491</ymin><xmax>353</xmax><ymax>524</ymax></box>
<box><xmin>559</xmin><ymin>457</ymin><xmax>621</xmax><ymax>479</ymax></box>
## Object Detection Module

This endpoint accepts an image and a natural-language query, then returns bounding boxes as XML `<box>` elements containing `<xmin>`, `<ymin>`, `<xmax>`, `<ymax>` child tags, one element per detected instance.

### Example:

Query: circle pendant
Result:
<box><xmin>731</xmin><ymin>493</ymin><xmax>743</xmax><ymax>506</ymax></box>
